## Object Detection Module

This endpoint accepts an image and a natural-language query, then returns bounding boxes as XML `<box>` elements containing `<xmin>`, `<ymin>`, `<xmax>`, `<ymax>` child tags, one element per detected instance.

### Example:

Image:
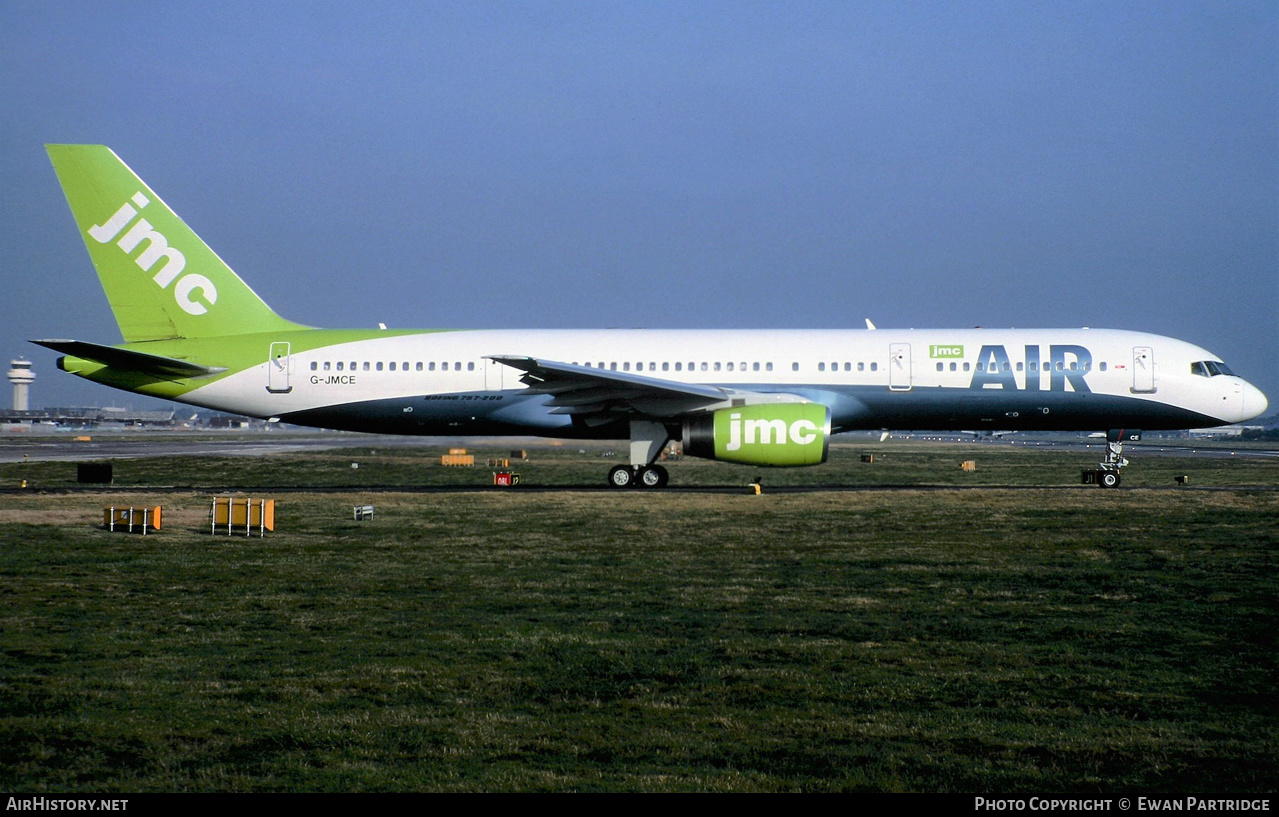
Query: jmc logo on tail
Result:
<box><xmin>88</xmin><ymin>193</ymin><xmax>219</xmax><ymax>316</ymax></box>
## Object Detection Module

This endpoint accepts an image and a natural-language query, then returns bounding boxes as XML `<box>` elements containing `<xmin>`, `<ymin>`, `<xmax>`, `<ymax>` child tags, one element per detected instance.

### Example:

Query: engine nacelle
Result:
<box><xmin>682</xmin><ymin>403</ymin><xmax>830</xmax><ymax>467</ymax></box>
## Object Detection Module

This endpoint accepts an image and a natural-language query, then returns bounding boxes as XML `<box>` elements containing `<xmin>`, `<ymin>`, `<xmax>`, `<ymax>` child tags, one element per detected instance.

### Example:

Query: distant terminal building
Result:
<box><xmin>8</xmin><ymin>358</ymin><xmax>34</xmax><ymax>411</ymax></box>
<box><xmin>0</xmin><ymin>406</ymin><xmax>176</xmax><ymax>426</ymax></box>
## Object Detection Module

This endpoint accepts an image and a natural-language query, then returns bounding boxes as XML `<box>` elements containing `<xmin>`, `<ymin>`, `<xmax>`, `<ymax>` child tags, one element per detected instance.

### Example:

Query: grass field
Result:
<box><xmin>0</xmin><ymin>440</ymin><xmax>1275</xmax><ymax>791</ymax></box>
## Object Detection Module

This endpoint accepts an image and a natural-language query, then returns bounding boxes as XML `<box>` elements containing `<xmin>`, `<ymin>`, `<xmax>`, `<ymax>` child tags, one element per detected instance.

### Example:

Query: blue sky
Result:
<box><xmin>2</xmin><ymin>1</ymin><xmax>1275</xmax><ymax>408</ymax></box>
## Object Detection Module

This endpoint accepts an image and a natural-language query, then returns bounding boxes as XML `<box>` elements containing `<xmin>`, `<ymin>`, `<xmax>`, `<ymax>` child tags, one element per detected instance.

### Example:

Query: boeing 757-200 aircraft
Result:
<box><xmin>35</xmin><ymin>145</ymin><xmax>1268</xmax><ymax>488</ymax></box>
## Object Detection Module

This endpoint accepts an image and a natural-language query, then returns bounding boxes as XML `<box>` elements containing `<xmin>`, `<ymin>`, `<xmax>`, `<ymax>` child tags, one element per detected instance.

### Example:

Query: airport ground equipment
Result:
<box><xmin>353</xmin><ymin>504</ymin><xmax>375</xmax><ymax>520</ymax></box>
<box><xmin>210</xmin><ymin>497</ymin><xmax>275</xmax><ymax>536</ymax></box>
<box><xmin>104</xmin><ymin>505</ymin><xmax>161</xmax><ymax>535</ymax></box>
<box><xmin>441</xmin><ymin>448</ymin><xmax>474</xmax><ymax>466</ymax></box>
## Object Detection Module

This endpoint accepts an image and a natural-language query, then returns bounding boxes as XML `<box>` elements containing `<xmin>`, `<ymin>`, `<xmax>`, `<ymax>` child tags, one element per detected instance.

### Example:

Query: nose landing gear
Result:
<box><xmin>1086</xmin><ymin>429</ymin><xmax>1140</xmax><ymax>488</ymax></box>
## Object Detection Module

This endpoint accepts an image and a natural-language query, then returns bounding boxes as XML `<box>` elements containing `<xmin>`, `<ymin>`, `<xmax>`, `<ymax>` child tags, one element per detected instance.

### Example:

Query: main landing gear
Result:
<box><xmin>607</xmin><ymin>420</ymin><xmax>671</xmax><ymax>489</ymax></box>
<box><xmin>608</xmin><ymin>463</ymin><xmax>669</xmax><ymax>489</ymax></box>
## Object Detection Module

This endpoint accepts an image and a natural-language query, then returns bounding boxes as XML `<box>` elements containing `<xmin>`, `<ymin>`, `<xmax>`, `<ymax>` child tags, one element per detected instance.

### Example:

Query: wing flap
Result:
<box><xmin>487</xmin><ymin>355</ymin><xmax>729</xmax><ymax>418</ymax></box>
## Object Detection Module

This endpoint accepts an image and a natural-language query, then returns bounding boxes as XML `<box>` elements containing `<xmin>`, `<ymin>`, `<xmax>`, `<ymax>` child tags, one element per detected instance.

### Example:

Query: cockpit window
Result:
<box><xmin>1192</xmin><ymin>361</ymin><xmax>1235</xmax><ymax>377</ymax></box>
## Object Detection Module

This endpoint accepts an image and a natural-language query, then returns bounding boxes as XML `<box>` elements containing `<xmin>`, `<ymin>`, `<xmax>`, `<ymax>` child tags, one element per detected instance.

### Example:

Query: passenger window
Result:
<box><xmin>792</xmin><ymin>362</ymin><xmax>799</xmax><ymax>372</ymax></box>
<box><xmin>818</xmin><ymin>362</ymin><xmax>825</xmax><ymax>372</ymax></box>
<box><xmin>324</xmin><ymin>361</ymin><xmax>331</xmax><ymax>371</ymax></box>
<box><xmin>376</xmin><ymin>362</ymin><xmax>383</xmax><ymax>371</ymax></box>
<box><xmin>870</xmin><ymin>362</ymin><xmax>878</xmax><ymax>372</ymax></box>
<box><xmin>310</xmin><ymin>361</ymin><xmax>318</xmax><ymax>371</ymax></box>
<box><xmin>662</xmin><ymin>362</ymin><xmax>669</xmax><ymax>371</ymax></box>
<box><xmin>468</xmin><ymin>362</ymin><xmax>475</xmax><ymax>371</ymax></box>
<box><xmin>765</xmin><ymin>362</ymin><xmax>772</xmax><ymax>372</ymax></box>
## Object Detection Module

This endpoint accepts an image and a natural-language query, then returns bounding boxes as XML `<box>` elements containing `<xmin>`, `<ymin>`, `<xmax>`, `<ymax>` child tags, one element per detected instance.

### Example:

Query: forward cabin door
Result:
<box><xmin>1132</xmin><ymin>346</ymin><xmax>1155</xmax><ymax>393</ymax></box>
<box><xmin>267</xmin><ymin>342</ymin><xmax>292</xmax><ymax>394</ymax></box>
<box><xmin>889</xmin><ymin>343</ymin><xmax>912</xmax><ymax>391</ymax></box>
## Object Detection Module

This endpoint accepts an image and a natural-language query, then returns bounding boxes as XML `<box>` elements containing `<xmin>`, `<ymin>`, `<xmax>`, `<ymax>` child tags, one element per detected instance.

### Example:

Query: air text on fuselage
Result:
<box><xmin>968</xmin><ymin>345</ymin><xmax>1092</xmax><ymax>392</ymax></box>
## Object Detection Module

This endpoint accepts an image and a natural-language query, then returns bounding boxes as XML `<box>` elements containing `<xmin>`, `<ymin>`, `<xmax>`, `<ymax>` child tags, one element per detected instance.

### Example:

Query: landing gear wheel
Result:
<box><xmin>608</xmin><ymin>465</ymin><xmax>635</xmax><ymax>489</ymax></box>
<box><xmin>638</xmin><ymin>464</ymin><xmax>669</xmax><ymax>489</ymax></box>
<box><xmin>1099</xmin><ymin>471</ymin><xmax>1121</xmax><ymax>488</ymax></box>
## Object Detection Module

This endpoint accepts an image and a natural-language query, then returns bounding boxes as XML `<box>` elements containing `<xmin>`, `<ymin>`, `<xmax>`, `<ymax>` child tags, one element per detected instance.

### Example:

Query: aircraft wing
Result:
<box><xmin>487</xmin><ymin>355</ymin><xmax>741</xmax><ymax>419</ymax></box>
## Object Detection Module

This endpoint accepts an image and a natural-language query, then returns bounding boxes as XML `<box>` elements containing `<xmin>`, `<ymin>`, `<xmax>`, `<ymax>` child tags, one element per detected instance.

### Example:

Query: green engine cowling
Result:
<box><xmin>682</xmin><ymin>403</ymin><xmax>830</xmax><ymax>466</ymax></box>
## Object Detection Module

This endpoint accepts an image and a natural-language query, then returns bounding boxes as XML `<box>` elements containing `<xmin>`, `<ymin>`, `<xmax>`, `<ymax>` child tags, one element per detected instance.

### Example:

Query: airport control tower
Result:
<box><xmin>8</xmin><ymin>358</ymin><xmax>34</xmax><ymax>411</ymax></box>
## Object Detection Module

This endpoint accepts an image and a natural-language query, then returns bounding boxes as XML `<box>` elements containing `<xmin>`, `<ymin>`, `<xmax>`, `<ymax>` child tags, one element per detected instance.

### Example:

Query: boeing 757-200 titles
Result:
<box><xmin>35</xmin><ymin>145</ymin><xmax>1268</xmax><ymax>488</ymax></box>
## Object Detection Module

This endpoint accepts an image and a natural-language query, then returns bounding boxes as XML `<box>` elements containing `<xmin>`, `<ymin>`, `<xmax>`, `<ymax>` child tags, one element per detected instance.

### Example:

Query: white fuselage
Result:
<box><xmin>175</xmin><ymin>327</ymin><xmax>1266</xmax><ymax>434</ymax></box>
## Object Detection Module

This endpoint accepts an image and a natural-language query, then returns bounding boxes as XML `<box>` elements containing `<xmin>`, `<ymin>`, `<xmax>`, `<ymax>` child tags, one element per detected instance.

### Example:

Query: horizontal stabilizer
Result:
<box><xmin>31</xmin><ymin>339</ymin><xmax>227</xmax><ymax>378</ymax></box>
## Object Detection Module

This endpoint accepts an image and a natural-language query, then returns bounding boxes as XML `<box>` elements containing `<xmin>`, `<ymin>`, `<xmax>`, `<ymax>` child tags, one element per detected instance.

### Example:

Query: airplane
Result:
<box><xmin>33</xmin><ymin>145</ymin><xmax>1269</xmax><ymax>489</ymax></box>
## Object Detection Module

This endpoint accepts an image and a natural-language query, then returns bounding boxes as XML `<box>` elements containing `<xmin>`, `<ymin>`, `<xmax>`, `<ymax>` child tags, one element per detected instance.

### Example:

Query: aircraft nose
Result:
<box><xmin>1241</xmin><ymin>381</ymin><xmax>1268</xmax><ymax>422</ymax></box>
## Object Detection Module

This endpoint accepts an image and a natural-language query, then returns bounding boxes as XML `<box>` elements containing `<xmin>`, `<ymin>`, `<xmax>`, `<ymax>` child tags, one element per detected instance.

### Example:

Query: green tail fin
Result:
<box><xmin>46</xmin><ymin>145</ymin><xmax>307</xmax><ymax>342</ymax></box>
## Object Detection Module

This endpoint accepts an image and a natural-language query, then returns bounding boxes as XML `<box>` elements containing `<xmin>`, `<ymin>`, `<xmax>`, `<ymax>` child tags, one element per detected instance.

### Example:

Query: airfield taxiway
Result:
<box><xmin>2</xmin><ymin>431</ymin><xmax>1275</xmax><ymax>464</ymax></box>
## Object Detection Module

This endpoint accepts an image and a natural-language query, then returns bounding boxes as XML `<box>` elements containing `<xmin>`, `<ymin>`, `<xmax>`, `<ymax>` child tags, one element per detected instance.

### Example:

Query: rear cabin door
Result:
<box><xmin>889</xmin><ymin>343</ymin><xmax>912</xmax><ymax>391</ymax></box>
<box><xmin>267</xmin><ymin>342</ymin><xmax>292</xmax><ymax>394</ymax></box>
<box><xmin>1132</xmin><ymin>346</ymin><xmax>1155</xmax><ymax>393</ymax></box>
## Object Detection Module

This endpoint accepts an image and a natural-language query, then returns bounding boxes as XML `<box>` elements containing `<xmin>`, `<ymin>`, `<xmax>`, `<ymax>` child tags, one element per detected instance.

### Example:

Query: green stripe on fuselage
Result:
<box><xmin>67</xmin><ymin>328</ymin><xmax>455</xmax><ymax>400</ymax></box>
